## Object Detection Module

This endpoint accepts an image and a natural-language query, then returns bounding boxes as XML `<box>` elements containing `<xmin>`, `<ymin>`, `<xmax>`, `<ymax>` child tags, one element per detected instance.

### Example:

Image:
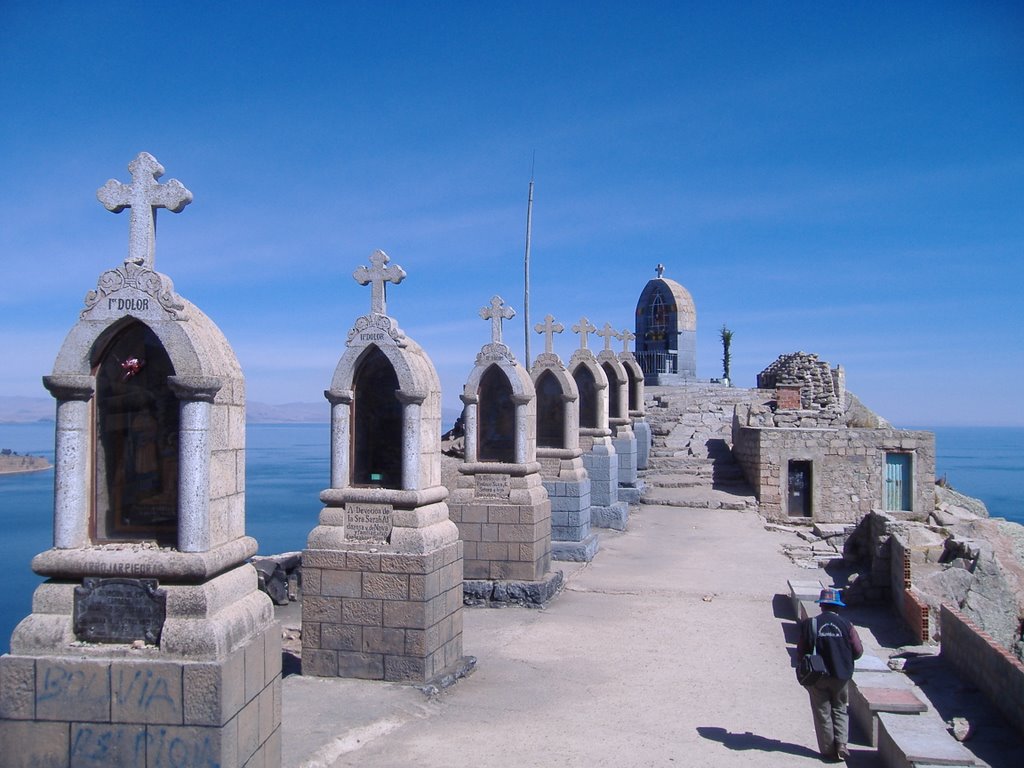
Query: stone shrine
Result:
<box><xmin>634</xmin><ymin>264</ymin><xmax>697</xmax><ymax>384</ymax></box>
<box><xmin>0</xmin><ymin>153</ymin><xmax>280</xmax><ymax>768</ymax></box>
<box><xmin>448</xmin><ymin>297</ymin><xmax>555</xmax><ymax>592</ymax></box>
<box><xmin>530</xmin><ymin>315</ymin><xmax>597</xmax><ymax>562</ymax></box>
<box><xmin>567</xmin><ymin>318</ymin><xmax>629</xmax><ymax>530</ymax></box>
<box><xmin>596</xmin><ymin>323</ymin><xmax>640</xmax><ymax>504</ymax></box>
<box><xmin>302</xmin><ymin>250</ymin><xmax>465</xmax><ymax>684</ymax></box>
<box><xmin>617</xmin><ymin>328</ymin><xmax>652</xmax><ymax>471</ymax></box>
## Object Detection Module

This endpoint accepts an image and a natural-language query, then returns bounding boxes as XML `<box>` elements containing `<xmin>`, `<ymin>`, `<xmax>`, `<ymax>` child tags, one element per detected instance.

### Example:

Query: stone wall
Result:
<box><xmin>732</xmin><ymin>418</ymin><xmax>934</xmax><ymax>524</ymax></box>
<box><xmin>940</xmin><ymin>604</ymin><xmax>1024</xmax><ymax>736</ymax></box>
<box><xmin>756</xmin><ymin>352</ymin><xmax>844</xmax><ymax>412</ymax></box>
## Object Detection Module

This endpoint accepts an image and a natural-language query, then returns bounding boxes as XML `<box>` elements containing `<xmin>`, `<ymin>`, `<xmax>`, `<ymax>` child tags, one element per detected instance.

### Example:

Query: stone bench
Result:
<box><xmin>876</xmin><ymin>711</ymin><xmax>979</xmax><ymax>768</ymax></box>
<box><xmin>787</xmin><ymin>578</ymin><xmax>824</xmax><ymax>620</ymax></box>
<box><xmin>850</xmin><ymin>671</ymin><xmax>927</xmax><ymax>747</ymax></box>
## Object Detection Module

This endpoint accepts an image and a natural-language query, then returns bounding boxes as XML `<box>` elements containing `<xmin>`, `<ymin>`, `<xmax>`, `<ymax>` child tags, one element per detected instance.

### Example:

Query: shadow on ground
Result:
<box><xmin>696</xmin><ymin>726</ymin><xmax>821</xmax><ymax>759</ymax></box>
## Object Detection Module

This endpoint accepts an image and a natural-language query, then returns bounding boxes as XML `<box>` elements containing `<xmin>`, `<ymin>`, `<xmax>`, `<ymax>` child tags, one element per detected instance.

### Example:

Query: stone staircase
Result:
<box><xmin>638</xmin><ymin>384</ymin><xmax>769</xmax><ymax>511</ymax></box>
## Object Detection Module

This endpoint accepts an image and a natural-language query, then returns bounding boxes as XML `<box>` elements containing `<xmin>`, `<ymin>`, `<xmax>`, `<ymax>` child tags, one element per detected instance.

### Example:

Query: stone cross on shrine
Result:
<box><xmin>353</xmin><ymin>249</ymin><xmax>406</xmax><ymax>315</ymax></box>
<box><xmin>534</xmin><ymin>314</ymin><xmax>564</xmax><ymax>355</ymax></box>
<box><xmin>656</xmin><ymin>263</ymin><xmax>665</xmax><ymax>278</ymax></box>
<box><xmin>619</xmin><ymin>328</ymin><xmax>636</xmax><ymax>355</ymax></box>
<box><xmin>572</xmin><ymin>316</ymin><xmax>597</xmax><ymax>350</ymax></box>
<box><xmin>480</xmin><ymin>295</ymin><xmax>515</xmax><ymax>344</ymax></box>
<box><xmin>96</xmin><ymin>152</ymin><xmax>193</xmax><ymax>270</ymax></box>
<box><xmin>596</xmin><ymin>323</ymin><xmax>621</xmax><ymax>353</ymax></box>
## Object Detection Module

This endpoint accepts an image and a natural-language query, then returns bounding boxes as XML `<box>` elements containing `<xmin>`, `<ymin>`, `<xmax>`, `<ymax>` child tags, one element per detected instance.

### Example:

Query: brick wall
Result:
<box><xmin>940</xmin><ymin>604</ymin><xmax>1024</xmax><ymax>736</ymax></box>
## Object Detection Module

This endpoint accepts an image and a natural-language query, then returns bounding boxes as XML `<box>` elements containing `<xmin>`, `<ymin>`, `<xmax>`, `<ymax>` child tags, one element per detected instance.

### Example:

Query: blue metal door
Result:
<box><xmin>885</xmin><ymin>453</ymin><xmax>912</xmax><ymax>511</ymax></box>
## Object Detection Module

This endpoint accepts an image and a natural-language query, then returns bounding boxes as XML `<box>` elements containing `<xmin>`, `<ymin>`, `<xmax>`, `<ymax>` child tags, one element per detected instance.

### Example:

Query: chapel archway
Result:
<box><xmin>91</xmin><ymin>320</ymin><xmax>179</xmax><ymax>546</ymax></box>
<box><xmin>574</xmin><ymin>366</ymin><xmax>598</xmax><ymax>429</ymax></box>
<box><xmin>535</xmin><ymin>369</ymin><xmax>565</xmax><ymax>449</ymax></box>
<box><xmin>352</xmin><ymin>345</ymin><xmax>402</xmax><ymax>488</ymax></box>
<box><xmin>478</xmin><ymin>364</ymin><xmax>515</xmax><ymax>462</ymax></box>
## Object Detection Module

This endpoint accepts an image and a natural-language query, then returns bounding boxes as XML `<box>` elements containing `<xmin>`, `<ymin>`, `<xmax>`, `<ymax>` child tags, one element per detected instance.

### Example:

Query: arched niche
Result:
<box><xmin>41</xmin><ymin>295</ymin><xmax>247</xmax><ymax>566</ymax></box>
<box><xmin>351</xmin><ymin>345</ymin><xmax>403</xmax><ymax>488</ymax></box>
<box><xmin>574</xmin><ymin>366</ymin><xmax>599</xmax><ymax>429</ymax></box>
<box><xmin>535</xmin><ymin>369</ymin><xmax>565</xmax><ymax>449</ymax></box>
<box><xmin>91</xmin><ymin>320</ymin><xmax>179</xmax><ymax>546</ymax></box>
<box><xmin>327</xmin><ymin>331</ymin><xmax>443</xmax><ymax>493</ymax></box>
<box><xmin>618</xmin><ymin>358</ymin><xmax>643</xmax><ymax>417</ymax></box>
<box><xmin>601</xmin><ymin>361</ymin><xmax>622</xmax><ymax>420</ymax></box>
<box><xmin>460</xmin><ymin>348</ymin><xmax>536</xmax><ymax>467</ymax></box>
<box><xmin>478</xmin><ymin>364</ymin><xmax>515</xmax><ymax>462</ymax></box>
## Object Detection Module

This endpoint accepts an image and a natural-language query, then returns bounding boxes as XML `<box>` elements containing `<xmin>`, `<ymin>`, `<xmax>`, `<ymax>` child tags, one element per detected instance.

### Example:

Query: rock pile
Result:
<box><xmin>756</xmin><ymin>351</ymin><xmax>845</xmax><ymax>412</ymax></box>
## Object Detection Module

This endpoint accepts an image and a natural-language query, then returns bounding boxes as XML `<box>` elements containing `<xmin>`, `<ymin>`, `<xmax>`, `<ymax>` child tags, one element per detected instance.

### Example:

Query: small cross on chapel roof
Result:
<box><xmin>97</xmin><ymin>152</ymin><xmax>192</xmax><ymax>270</ymax></box>
<box><xmin>619</xmin><ymin>328</ymin><xmax>636</xmax><ymax>355</ymax></box>
<box><xmin>656</xmin><ymin>263</ymin><xmax>665</xmax><ymax>278</ymax></box>
<box><xmin>480</xmin><ymin>295</ymin><xmax>516</xmax><ymax>345</ymax></box>
<box><xmin>534</xmin><ymin>314</ymin><xmax>564</xmax><ymax>355</ymax></box>
<box><xmin>353</xmin><ymin>250</ymin><xmax>406</xmax><ymax>315</ymax></box>
<box><xmin>572</xmin><ymin>316</ymin><xmax>597</xmax><ymax>350</ymax></box>
<box><xmin>596</xmin><ymin>322</ymin><xmax>621</xmax><ymax>353</ymax></box>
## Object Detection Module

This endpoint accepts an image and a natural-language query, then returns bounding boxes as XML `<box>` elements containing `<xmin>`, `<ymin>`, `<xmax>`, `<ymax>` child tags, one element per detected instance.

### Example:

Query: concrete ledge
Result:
<box><xmin>877</xmin><ymin>711</ymin><xmax>979</xmax><ymax>767</ymax></box>
<box><xmin>850</xmin><ymin>683</ymin><xmax>927</xmax><ymax>747</ymax></box>
<box><xmin>463</xmin><ymin>571</ymin><xmax>564</xmax><ymax>607</ymax></box>
<box><xmin>551</xmin><ymin>535</ymin><xmax>600</xmax><ymax>563</ymax></box>
<box><xmin>787</xmin><ymin>578</ymin><xmax>823</xmax><ymax>621</ymax></box>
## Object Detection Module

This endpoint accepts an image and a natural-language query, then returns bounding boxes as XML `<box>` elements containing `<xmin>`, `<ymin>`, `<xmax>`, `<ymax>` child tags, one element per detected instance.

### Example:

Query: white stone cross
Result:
<box><xmin>619</xmin><ymin>328</ymin><xmax>636</xmax><ymax>355</ymax></box>
<box><xmin>596</xmin><ymin>323</ymin><xmax>621</xmax><ymax>353</ymax></box>
<box><xmin>97</xmin><ymin>152</ymin><xmax>193</xmax><ymax>270</ymax></box>
<box><xmin>353</xmin><ymin>249</ymin><xmax>406</xmax><ymax>315</ymax></box>
<box><xmin>572</xmin><ymin>316</ymin><xmax>597</xmax><ymax>350</ymax></box>
<box><xmin>480</xmin><ymin>295</ymin><xmax>515</xmax><ymax>344</ymax></box>
<box><xmin>656</xmin><ymin>263</ymin><xmax>665</xmax><ymax>278</ymax></box>
<box><xmin>534</xmin><ymin>314</ymin><xmax>564</xmax><ymax>354</ymax></box>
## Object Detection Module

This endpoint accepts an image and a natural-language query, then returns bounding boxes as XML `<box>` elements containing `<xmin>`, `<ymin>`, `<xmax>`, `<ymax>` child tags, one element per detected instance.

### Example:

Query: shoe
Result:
<box><xmin>835</xmin><ymin>744</ymin><xmax>850</xmax><ymax>761</ymax></box>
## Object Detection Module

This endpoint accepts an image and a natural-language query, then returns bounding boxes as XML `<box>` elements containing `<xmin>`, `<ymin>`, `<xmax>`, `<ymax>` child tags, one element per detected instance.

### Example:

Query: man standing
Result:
<box><xmin>797</xmin><ymin>587</ymin><xmax>864</xmax><ymax>762</ymax></box>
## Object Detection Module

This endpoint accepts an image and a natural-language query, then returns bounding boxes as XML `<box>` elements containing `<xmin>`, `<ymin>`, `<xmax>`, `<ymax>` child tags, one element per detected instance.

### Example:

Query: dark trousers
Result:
<box><xmin>806</xmin><ymin>676</ymin><xmax>850</xmax><ymax>756</ymax></box>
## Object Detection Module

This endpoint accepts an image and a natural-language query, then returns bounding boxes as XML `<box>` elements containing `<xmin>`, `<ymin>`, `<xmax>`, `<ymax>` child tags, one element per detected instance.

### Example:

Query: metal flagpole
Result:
<box><xmin>523</xmin><ymin>157</ymin><xmax>535</xmax><ymax>366</ymax></box>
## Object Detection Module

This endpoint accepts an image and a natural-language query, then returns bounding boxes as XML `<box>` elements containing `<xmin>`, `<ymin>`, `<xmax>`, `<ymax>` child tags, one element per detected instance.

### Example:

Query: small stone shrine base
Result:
<box><xmin>463</xmin><ymin>570</ymin><xmax>564</xmax><ymax>607</ymax></box>
<box><xmin>300</xmin><ymin>541</ymin><xmax>465</xmax><ymax>684</ymax></box>
<box><xmin>0</xmin><ymin>626</ymin><xmax>281</xmax><ymax>768</ymax></box>
<box><xmin>538</xmin><ymin>456</ymin><xmax>599</xmax><ymax>562</ymax></box>
<box><xmin>448</xmin><ymin>469</ymin><xmax>552</xmax><ymax>582</ymax></box>
<box><xmin>612</xmin><ymin>428</ymin><xmax>638</xmax><ymax>488</ymax></box>
<box><xmin>633</xmin><ymin>419</ymin><xmax>652</xmax><ymax>470</ymax></box>
<box><xmin>581</xmin><ymin>438</ymin><xmax>629</xmax><ymax>531</ymax></box>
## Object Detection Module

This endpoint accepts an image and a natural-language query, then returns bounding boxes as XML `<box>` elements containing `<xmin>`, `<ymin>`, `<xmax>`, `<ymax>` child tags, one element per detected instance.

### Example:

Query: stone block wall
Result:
<box><xmin>301</xmin><ymin>543</ymin><xmax>463</xmax><ymax>683</ymax></box>
<box><xmin>0</xmin><ymin>625</ymin><xmax>281</xmax><ymax>768</ymax></box>
<box><xmin>940</xmin><ymin>604</ymin><xmax>1024</xmax><ymax>736</ymax></box>
<box><xmin>731</xmin><ymin>423</ymin><xmax>934</xmax><ymax>524</ymax></box>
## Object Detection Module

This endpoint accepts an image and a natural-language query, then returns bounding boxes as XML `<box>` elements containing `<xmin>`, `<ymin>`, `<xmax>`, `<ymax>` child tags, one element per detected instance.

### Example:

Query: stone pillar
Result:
<box><xmin>326</xmin><ymin>389</ymin><xmax>352</xmax><ymax>489</ymax></box>
<box><xmin>396</xmin><ymin>390</ymin><xmax>425</xmax><ymax>492</ymax></box>
<box><xmin>42</xmin><ymin>375</ymin><xmax>94</xmax><ymax>549</ymax></box>
<box><xmin>169</xmin><ymin>376</ymin><xmax>222</xmax><ymax>553</ymax></box>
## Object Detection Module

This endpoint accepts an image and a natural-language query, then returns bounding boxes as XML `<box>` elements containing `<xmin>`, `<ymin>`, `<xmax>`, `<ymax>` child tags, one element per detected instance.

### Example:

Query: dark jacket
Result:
<box><xmin>797</xmin><ymin>609</ymin><xmax>864</xmax><ymax>681</ymax></box>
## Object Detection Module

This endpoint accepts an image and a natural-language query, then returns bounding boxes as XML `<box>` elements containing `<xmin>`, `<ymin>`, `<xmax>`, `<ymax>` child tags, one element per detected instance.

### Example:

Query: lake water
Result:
<box><xmin>1</xmin><ymin>422</ymin><xmax>1021</xmax><ymax>654</ymax></box>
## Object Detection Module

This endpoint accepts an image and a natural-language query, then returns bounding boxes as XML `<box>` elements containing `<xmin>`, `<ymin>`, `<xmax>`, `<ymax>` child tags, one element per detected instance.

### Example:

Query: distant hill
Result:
<box><xmin>246</xmin><ymin>402</ymin><xmax>327</xmax><ymax>423</ymax></box>
<box><xmin>1</xmin><ymin>396</ymin><xmax>463</xmax><ymax>429</ymax></box>
<box><xmin>0</xmin><ymin>397</ymin><xmax>53</xmax><ymax>423</ymax></box>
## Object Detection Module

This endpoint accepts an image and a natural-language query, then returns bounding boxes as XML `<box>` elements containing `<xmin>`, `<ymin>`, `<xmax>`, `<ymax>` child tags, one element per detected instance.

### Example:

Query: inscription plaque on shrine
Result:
<box><xmin>73</xmin><ymin>577</ymin><xmax>167</xmax><ymax>644</ymax></box>
<box><xmin>346</xmin><ymin>503</ymin><xmax>393</xmax><ymax>543</ymax></box>
<box><xmin>477</xmin><ymin>473</ymin><xmax>511</xmax><ymax>499</ymax></box>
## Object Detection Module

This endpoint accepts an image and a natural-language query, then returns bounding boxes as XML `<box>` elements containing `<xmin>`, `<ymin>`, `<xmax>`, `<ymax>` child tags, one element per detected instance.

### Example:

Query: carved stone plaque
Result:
<box><xmin>477</xmin><ymin>473</ymin><xmax>511</xmax><ymax>499</ymax></box>
<box><xmin>347</xmin><ymin>503</ymin><xmax>393</xmax><ymax>544</ymax></box>
<box><xmin>73</xmin><ymin>577</ymin><xmax>167</xmax><ymax>644</ymax></box>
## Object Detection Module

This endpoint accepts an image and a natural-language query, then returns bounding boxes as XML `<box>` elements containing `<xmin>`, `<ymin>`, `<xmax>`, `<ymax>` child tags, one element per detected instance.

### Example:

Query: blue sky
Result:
<box><xmin>1</xmin><ymin>2</ymin><xmax>1021</xmax><ymax>426</ymax></box>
